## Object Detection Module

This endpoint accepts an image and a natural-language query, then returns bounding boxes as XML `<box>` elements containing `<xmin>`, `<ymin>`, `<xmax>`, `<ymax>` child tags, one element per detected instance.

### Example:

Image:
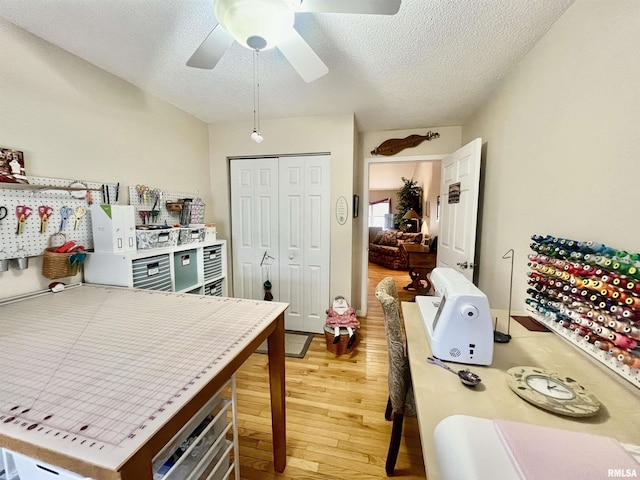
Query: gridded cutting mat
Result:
<box><xmin>0</xmin><ymin>285</ymin><xmax>287</xmax><ymax>470</ymax></box>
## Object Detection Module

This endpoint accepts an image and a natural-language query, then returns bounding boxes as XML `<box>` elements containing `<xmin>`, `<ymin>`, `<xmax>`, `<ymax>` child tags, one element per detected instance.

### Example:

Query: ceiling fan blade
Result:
<box><xmin>277</xmin><ymin>28</ymin><xmax>328</xmax><ymax>83</ymax></box>
<box><xmin>298</xmin><ymin>0</ymin><xmax>401</xmax><ymax>15</ymax></box>
<box><xmin>186</xmin><ymin>24</ymin><xmax>234</xmax><ymax>69</ymax></box>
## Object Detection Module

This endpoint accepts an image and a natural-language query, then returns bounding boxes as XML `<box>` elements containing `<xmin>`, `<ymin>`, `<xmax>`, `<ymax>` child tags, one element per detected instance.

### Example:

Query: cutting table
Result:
<box><xmin>0</xmin><ymin>284</ymin><xmax>288</xmax><ymax>479</ymax></box>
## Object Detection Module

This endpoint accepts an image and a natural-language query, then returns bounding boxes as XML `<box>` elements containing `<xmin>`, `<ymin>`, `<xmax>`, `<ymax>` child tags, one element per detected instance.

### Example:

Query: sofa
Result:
<box><xmin>368</xmin><ymin>229</ymin><xmax>425</xmax><ymax>270</ymax></box>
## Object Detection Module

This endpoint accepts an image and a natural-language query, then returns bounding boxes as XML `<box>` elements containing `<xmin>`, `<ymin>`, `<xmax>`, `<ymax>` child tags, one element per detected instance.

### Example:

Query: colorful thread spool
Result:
<box><xmin>609</xmin><ymin>332</ymin><xmax>638</xmax><ymax>350</ymax></box>
<box><xmin>622</xmin><ymin>324</ymin><xmax>640</xmax><ymax>340</ymax></box>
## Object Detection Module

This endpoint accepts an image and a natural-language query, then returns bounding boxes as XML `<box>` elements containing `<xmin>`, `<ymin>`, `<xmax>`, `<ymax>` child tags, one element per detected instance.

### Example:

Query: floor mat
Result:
<box><xmin>255</xmin><ymin>331</ymin><xmax>315</xmax><ymax>359</ymax></box>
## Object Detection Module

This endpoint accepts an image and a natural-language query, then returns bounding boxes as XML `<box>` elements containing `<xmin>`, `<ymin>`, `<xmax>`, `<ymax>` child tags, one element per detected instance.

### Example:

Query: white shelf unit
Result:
<box><xmin>0</xmin><ymin>377</ymin><xmax>239</xmax><ymax>480</ymax></box>
<box><xmin>83</xmin><ymin>240</ymin><xmax>227</xmax><ymax>296</ymax></box>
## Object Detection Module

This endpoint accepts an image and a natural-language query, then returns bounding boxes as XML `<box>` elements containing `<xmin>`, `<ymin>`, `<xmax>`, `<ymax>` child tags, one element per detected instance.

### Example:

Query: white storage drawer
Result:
<box><xmin>193</xmin><ymin>439</ymin><xmax>233</xmax><ymax>480</ymax></box>
<box><xmin>1</xmin><ymin>448</ymin><xmax>90</xmax><ymax>480</ymax></box>
<box><xmin>153</xmin><ymin>377</ymin><xmax>237</xmax><ymax>480</ymax></box>
<box><xmin>203</xmin><ymin>245</ymin><xmax>223</xmax><ymax>281</ymax></box>
<box><xmin>132</xmin><ymin>254</ymin><xmax>172</xmax><ymax>291</ymax></box>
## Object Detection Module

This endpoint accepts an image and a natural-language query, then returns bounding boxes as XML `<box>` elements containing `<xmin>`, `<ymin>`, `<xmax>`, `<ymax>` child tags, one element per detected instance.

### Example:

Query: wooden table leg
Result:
<box><xmin>403</xmin><ymin>267</ymin><xmax>432</xmax><ymax>295</ymax></box>
<box><xmin>267</xmin><ymin>312</ymin><xmax>286</xmax><ymax>472</ymax></box>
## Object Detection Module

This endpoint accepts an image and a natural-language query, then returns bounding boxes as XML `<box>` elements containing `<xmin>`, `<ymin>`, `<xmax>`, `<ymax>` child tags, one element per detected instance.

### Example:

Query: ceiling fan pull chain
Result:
<box><xmin>253</xmin><ymin>48</ymin><xmax>257</xmax><ymax>130</ymax></box>
<box><xmin>251</xmin><ymin>49</ymin><xmax>264</xmax><ymax>143</ymax></box>
<box><xmin>256</xmin><ymin>49</ymin><xmax>261</xmax><ymax>134</ymax></box>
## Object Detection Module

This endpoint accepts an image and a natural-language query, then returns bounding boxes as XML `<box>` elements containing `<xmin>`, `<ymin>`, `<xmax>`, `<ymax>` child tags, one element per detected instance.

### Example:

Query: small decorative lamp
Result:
<box><xmin>402</xmin><ymin>209</ymin><xmax>421</xmax><ymax>233</ymax></box>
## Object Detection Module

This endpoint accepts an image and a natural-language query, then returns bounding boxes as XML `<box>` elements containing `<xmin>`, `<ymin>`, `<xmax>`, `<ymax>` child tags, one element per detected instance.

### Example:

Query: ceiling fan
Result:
<box><xmin>187</xmin><ymin>0</ymin><xmax>402</xmax><ymax>83</ymax></box>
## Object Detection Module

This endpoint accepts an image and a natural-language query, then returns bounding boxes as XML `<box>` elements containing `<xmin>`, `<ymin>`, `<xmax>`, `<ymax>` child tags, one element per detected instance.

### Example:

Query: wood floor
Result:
<box><xmin>235</xmin><ymin>263</ymin><xmax>427</xmax><ymax>479</ymax></box>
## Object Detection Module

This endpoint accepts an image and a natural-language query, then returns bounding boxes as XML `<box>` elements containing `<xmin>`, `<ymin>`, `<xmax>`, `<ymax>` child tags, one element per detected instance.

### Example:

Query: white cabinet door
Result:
<box><xmin>279</xmin><ymin>155</ymin><xmax>331</xmax><ymax>333</ymax></box>
<box><xmin>230</xmin><ymin>158</ymin><xmax>279</xmax><ymax>300</ymax></box>
<box><xmin>437</xmin><ymin>138</ymin><xmax>482</xmax><ymax>281</ymax></box>
<box><xmin>231</xmin><ymin>156</ymin><xmax>331</xmax><ymax>333</ymax></box>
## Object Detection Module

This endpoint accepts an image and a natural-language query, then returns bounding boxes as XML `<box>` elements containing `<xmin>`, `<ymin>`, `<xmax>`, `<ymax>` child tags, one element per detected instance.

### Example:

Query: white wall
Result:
<box><xmin>463</xmin><ymin>0</ymin><xmax>640</xmax><ymax>310</ymax></box>
<box><xmin>208</xmin><ymin>114</ymin><xmax>356</xmax><ymax>304</ymax></box>
<box><xmin>0</xmin><ymin>19</ymin><xmax>210</xmax><ymax>299</ymax></box>
<box><xmin>414</xmin><ymin>161</ymin><xmax>441</xmax><ymax>237</ymax></box>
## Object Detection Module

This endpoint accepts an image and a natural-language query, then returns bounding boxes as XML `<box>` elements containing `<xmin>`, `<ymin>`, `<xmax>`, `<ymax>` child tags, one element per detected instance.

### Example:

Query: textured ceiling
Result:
<box><xmin>0</xmin><ymin>0</ymin><xmax>574</xmax><ymax>132</ymax></box>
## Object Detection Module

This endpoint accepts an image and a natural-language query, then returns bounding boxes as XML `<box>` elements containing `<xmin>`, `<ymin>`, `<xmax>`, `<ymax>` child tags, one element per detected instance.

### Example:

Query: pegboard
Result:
<box><xmin>0</xmin><ymin>176</ymin><xmax>116</xmax><ymax>260</ymax></box>
<box><xmin>128</xmin><ymin>185</ymin><xmax>206</xmax><ymax>226</ymax></box>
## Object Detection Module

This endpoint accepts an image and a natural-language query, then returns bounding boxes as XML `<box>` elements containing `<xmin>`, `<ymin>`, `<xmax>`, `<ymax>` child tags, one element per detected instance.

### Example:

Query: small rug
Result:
<box><xmin>255</xmin><ymin>331</ymin><xmax>315</xmax><ymax>359</ymax></box>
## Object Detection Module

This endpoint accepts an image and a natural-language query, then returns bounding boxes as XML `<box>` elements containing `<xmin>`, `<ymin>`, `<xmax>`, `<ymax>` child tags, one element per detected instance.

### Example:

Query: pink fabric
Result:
<box><xmin>325</xmin><ymin>307</ymin><xmax>360</xmax><ymax>329</ymax></box>
<box><xmin>494</xmin><ymin>419</ymin><xmax>639</xmax><ymax>480</ymax></box>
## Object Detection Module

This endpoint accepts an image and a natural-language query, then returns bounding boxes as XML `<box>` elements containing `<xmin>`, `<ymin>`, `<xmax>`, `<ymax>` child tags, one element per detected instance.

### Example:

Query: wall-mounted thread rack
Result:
<box><xmin>526</xmin><ymin>234</ymin><xmax>640</xmax><ymax>389</ymax></box>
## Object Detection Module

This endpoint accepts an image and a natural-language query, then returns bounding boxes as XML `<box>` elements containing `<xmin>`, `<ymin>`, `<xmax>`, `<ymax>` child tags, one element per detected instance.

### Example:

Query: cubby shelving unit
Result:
<box><xmin>83</xmin><ymin>240</ymin><xmax>227</xmax><ymax>296</ymax></box>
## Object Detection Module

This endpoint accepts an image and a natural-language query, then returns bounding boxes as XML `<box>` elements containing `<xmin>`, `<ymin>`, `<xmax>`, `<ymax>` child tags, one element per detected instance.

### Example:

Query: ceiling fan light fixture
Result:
<box><xmin>215</xmin><ymin>0</ymin><xmax>296</xmax><ymax>51</ymax></box>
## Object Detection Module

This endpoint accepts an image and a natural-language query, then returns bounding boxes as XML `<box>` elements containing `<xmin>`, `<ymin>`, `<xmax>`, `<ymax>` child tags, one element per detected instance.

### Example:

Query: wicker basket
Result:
<box><xmin>42</xmin><ymin>247</ymin><xmax>79</xmax><ymax>279</ymax></box>
<box><xmin>324</xmin><ymin>325</ymin><xmax>357</xmax><ymax>355</ymax></box>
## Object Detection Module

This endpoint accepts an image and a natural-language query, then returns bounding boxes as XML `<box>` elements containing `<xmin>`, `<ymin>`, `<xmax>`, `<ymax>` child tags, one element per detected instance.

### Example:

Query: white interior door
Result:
<box><xmin>279</xmin><ymin>155</ymin><xmax>331</xmax><ymax>333</ymax></box>
<box><xmin>437</xmin><ymin>138</ymin><xmax>482</xmax><ymax>281</ymax></box>
<box><xmin>230</xmin><ymin>158</ymin><xmax>279</xmax><ymax>300</ymax></box>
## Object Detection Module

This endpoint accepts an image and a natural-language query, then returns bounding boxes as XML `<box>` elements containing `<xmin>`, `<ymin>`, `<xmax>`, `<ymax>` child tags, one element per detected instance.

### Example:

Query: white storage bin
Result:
<box><xmin>204</xmin><ymin>224</ymin><xmax>217</xmax><ymax>242</ymax></box>
<box><xmin>1</xmin><ymin>447</ymin><xmax>19</xmax><ymax>480</ymax></box>
<box><xmin>90</xmin><ymin>204</ymin><xmax>136</xmax><ymax>253</ymax></box>
<box><xmin>6</xmin><ymin>449</ymin><xmax>90</xmax><ymax>480</ymax></box>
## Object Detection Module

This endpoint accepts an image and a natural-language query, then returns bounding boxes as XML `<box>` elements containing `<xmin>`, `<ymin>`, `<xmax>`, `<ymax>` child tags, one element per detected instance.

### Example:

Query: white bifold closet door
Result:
<box><xmin>230</xmin><ymin>157</ymin><xmax>280</xmax><ymax>301</ymax></box>
<box><xmin>230</xmin><ymin>155</ymin><xmax>330</xmax><ymax>333</ymax></box>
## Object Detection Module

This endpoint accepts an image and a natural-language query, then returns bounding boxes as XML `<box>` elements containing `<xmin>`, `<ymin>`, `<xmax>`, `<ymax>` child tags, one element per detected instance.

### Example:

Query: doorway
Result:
<box><xmin>361</xmin><ymin>154</ymin><xmax>444</xmax><ymax>316</ymax></box>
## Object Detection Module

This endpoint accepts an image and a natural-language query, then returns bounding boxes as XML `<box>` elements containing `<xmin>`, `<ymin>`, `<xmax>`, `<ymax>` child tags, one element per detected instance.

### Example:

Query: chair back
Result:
<box><xmin>375</xmin><ymin>277</ymin><xmax>410</xmax><ymax>414</ymax></box>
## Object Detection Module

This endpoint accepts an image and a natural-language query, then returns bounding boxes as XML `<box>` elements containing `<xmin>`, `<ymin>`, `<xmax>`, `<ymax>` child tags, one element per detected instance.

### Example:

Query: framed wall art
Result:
<box><xmin>0</xmin><ymin>147</ymin><xmax>28</xmax><ymax>184</ymax></box>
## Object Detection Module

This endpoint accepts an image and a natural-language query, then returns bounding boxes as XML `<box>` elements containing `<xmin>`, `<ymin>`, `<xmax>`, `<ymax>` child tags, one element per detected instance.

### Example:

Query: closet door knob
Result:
<box><xmin>289</xmin><ymin>254</ymin><xmax>294</xmax><ymax>260</ymax></box>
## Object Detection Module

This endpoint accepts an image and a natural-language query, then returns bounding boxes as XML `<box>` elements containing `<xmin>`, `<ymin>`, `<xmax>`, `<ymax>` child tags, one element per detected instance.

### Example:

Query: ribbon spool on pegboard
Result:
<box><xmin>526</xmin><ymin>234</ymin><xmax>640</xmax><ymax>388</ymax></box>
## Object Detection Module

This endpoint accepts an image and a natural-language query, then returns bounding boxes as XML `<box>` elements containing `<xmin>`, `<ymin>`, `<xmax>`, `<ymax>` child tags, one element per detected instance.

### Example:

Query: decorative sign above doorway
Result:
<box><xmin>370</xmin><ymin>130</ymin><xmax>440</xmax><ymax>156</ymax></box>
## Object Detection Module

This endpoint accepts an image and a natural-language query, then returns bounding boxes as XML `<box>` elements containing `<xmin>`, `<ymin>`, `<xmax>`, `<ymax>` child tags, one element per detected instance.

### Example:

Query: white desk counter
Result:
<box><xmin>402</xmin><ymin>303</ymin><xmax>640</xmax><ymax>480</ymax></box>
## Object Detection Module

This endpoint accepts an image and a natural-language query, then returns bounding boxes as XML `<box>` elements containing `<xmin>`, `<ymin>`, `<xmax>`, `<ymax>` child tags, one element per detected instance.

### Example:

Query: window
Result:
<box><xmin>369</xmin><ymin>198</ymin><xmax>391</xmax><ymax>227</ymax></box>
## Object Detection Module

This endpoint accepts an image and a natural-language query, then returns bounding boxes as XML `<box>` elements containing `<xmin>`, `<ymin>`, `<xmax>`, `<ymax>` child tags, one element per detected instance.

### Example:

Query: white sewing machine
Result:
<box><xmin>416</xmin><ymin>267</ymin><xmax>494</xmax><ymax>365</ymax></box>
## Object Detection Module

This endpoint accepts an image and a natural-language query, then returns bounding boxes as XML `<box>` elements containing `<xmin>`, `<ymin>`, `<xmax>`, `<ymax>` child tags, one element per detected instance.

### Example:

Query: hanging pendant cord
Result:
<box><xmin>253</xmin><ymin>50</ymin><xmax>258</xmax><ymax>132</ymax></box>
<box><xmin>252</xmin><ymin>49</ymin><xmax>261</xmax><ymax>133</ymax></box>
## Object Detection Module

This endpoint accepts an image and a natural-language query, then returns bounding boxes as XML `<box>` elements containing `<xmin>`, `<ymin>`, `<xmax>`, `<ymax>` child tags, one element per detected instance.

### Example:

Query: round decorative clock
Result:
<box><xmin>506</xmin><ymin>366</ymin><xmax>601</xmax><ymax>417</ymax></box>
